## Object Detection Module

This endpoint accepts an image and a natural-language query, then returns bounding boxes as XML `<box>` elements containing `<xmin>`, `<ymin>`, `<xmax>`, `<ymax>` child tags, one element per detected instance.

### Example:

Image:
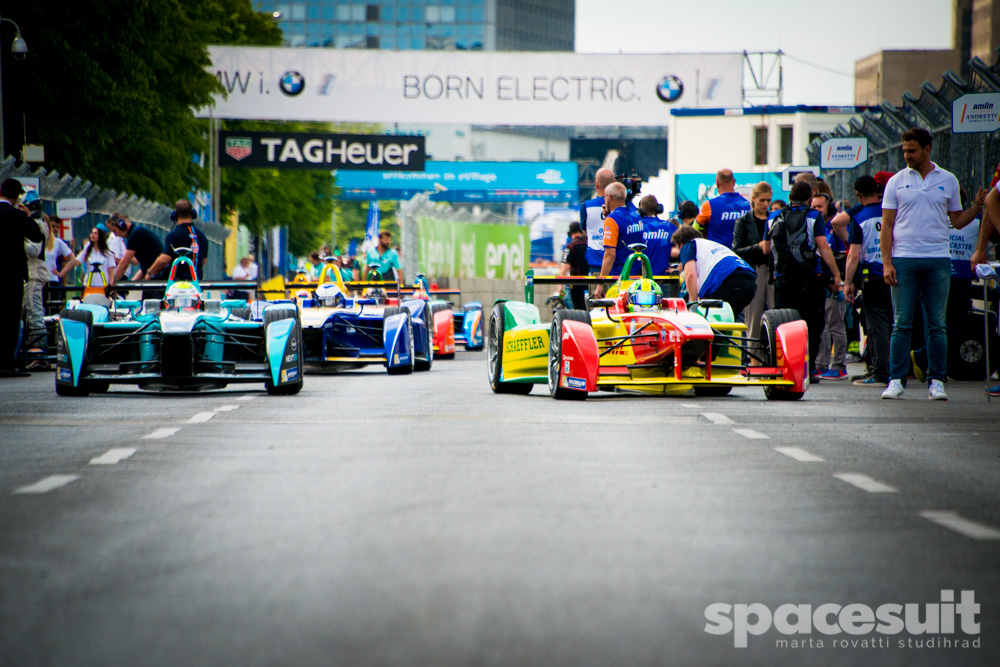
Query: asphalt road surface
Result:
<box><xmin>1</xmin><ymin>353</ymin><xmax>998</xmax><ymax>666</ymax></box>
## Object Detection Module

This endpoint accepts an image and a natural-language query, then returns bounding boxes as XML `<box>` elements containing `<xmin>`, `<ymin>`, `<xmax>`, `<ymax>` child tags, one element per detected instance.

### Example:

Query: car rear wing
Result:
<box><xmin>524</xmin><ymin>271</ymin><xmax>681</xmax><ymax>305</ymax></box>
<box><xmin>48</xmin><ymin>281</ymin><xmax>258</xmax><ymax>296</ymax></box>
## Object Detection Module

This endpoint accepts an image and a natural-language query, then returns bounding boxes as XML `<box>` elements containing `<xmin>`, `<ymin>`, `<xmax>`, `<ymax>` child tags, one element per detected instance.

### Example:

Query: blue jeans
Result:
<box><xmin>889</xmin><ymin>257</ymin><xmax>950</xmax><ymax>383</ymax></box>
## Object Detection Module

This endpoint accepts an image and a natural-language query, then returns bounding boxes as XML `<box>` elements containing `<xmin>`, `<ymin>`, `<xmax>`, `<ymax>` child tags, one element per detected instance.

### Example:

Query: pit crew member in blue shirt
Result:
<box><xmin>638</xmin><ymin>195</ymin><xmax>678</xmax><ymax>275</ymax></box>
<box><xmin>672</xmin><ymin>225</ymin><xmax>756</xmax><ymax>315</ymax></box>
<box><xmin>694</xmin><ymin>169</ymin><xmax>751</xmax><ymax>248</ymax></box>
<box><xmin>581</xmin><ymin>168</ymin><xmax>616</xmax><ymax>274</ymax></box>
<box><xmin>844</xmin><ymin>176</ymin><xmax>891</xmax><ymax>386</ymax></box>
<box><xmin>595</xmin><ymin>182</ymin><xmax>645</xmax><ymax>288</ymax></box>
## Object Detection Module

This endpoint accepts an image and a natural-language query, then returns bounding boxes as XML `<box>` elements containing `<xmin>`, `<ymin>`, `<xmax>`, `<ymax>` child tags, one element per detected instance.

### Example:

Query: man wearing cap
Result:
<box><xmin>0</xmin><ymin>178</ymin><xmax>46</xmax><ymax>377</ymax></box>
<box><xmin>145</xmin><ymin>200</ymin><xmax>209</xmax><ymax>281</ymax></box>
<box><xmin>111</xmin><ymin>215</ymin><xmax>164</xmax><ymax>283</ymax></box>
<box><xmin>558</xmin><ymin>221</ymin><xmax>588</xmax><ymax>309</ymax></box>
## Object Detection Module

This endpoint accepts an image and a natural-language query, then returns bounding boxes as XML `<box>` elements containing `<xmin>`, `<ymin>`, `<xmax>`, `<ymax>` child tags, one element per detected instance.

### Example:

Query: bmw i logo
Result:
<box><xmin>279</xmin><ymin>71</ymin><xmax>306</xmax><ymax>96</ymax></box>
<box><xmin>656</xmin><ymin>75</ymin><xmax>683</xmax><ymax>103</ymax></box>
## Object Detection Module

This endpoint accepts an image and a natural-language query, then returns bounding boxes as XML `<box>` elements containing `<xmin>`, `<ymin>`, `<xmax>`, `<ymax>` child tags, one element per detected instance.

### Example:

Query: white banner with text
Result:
<box><xmin>202</xmin><ymin>47</ymin><xmax>743</xmax><ymax>126</ymax></box>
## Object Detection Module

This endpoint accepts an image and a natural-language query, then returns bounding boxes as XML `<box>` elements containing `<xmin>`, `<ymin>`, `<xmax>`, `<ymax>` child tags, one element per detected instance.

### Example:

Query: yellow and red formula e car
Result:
<box><xmin>486</xmin><ymin>250</ymin><xmax>809</xmax><ymax>400</ymax></box>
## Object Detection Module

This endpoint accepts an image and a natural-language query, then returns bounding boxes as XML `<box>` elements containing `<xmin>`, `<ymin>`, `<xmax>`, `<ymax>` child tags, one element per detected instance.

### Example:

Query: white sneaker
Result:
<box><xmin>881</xmin><ymin>379</ymin><xmax>905</xmax><ymax>399</ymax></box>
<box><xmin>928</xmin><ymin>380</ymin><xmax>948</xmax><ymax>401</ymax></box>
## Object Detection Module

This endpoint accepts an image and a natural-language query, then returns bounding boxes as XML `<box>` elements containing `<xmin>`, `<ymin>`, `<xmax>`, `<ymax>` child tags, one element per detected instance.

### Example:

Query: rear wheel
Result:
<box><xmin>548</xmin><ymin>309</ymin><xmax>592</xmax><ymax>400</ymax></box>
<box><xmin>761</xmin><ymin>308</ymin><xmax>805</xmax><ymax>401</ymax></box>
<box><xmin>230</xmin><ymin>307</ymin><xmax>252</xmax><ymax>321</ymax></box>
<box><xmin>385</xmin><ymin>307</ymin><xmax>415</xmax><ymax>375</ymax></box>
<box><xmin>487</xmin><ymin>304</ymin><xmax>532</xmax><ymax>394</ymax></box>
<box><xmin>264</xmin><ymin>307</ymin><xmax>303</xmax><ymax>395</ymax></box>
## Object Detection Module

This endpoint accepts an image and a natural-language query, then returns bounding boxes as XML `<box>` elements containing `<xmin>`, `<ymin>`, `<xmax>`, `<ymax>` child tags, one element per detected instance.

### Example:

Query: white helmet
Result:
<box><xmin>315</xmin><ymin>283</ymin><xmax>345</xmax><ymax>308</ymax></box>
<box><xmin>164</xmin><ymin>281</ymin><xmax>201</xmax><ymax>310</ymax></box>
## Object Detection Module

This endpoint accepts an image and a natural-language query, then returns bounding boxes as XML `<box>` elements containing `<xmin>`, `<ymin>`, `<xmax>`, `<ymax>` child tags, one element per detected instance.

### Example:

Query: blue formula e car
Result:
<box><xmin>55</xmin><ymin>250</ymin><xmax>303</xmax><ymax>396</ymax></box>
<box><xmin>294</xmin><ymin>274</ymin><xmax>434</xmax><ymax>374</ymax></box>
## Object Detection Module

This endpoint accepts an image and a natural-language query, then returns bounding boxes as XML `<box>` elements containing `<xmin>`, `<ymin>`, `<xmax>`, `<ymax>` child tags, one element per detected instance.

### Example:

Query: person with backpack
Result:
<box><xmin>761</xmin><ymin>181</ymin><xmax>844</xmax><ymax>382</ymax></box>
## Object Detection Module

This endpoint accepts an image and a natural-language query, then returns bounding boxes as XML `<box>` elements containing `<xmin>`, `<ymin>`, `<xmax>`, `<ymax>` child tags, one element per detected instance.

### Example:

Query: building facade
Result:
<box><xmin>253</xmin><ymin>0</ymin><xmax>574</xmax><ymax>51</ymax></box>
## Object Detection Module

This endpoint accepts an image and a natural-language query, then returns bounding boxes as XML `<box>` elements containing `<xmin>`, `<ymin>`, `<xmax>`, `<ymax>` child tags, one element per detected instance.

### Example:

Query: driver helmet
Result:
<box><xmin>164</xmin><ymin>281</ymin><xmax>201</xmax><ymax>311</ymax></box>
<box><xmin>363</xmin><ymin>287</ymin><xmax>387</xmax><ymax>302</ymax></box>
<box><xmin>626</xmin><ymin>278</ymin><xmax>662</xmax><ymax>312</ymax></box>
<box><xmin>315</xmin><ymin>283</ymin><xmax>345</xmax><ymax>308</ymax></box>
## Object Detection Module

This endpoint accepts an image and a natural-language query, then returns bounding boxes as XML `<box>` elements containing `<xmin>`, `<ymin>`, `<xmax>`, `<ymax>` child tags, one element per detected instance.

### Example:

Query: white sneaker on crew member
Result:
<box><xmin>881</xmin><ymin>379</ymin><xmax>905</xmax><ymax>399</ymax></box>
<box><xmin>928</xmin><ymin>379</ymin><xmax>948</xmax><ymax>401</ymax></box>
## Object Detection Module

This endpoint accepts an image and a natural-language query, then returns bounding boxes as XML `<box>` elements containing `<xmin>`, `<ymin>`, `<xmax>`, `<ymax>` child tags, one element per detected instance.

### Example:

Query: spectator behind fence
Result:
<box><xmin>762</xmin><ymin>181</ymin><xmax>844</xmax><ymax>382</ymax></box>
<box><xmin>44</xmin><ymin>215</ymin><xmax>74</xmax><ymax>285</ymax></box>
<box><xmin>844</xmin><ymin>176</ymin><xmax>892</xmax><ymax>387</ymax></box>
<box><xmin>694</xmin><ymin>169</ymin><xmax>751</xmax><ymax>248</ymax></box>
<box><xmin>0</xmin><ymin>178</ymin><xmax>46</xmax><ymax>377</ymax></box>
<box><xmin>732</xmin><ymin>181</ymin><xmax>775</xmax><ymax>358</ymax></box>
<box><xmin>879</xmin><ymin>127</ymin><xmax>981</xmax><ymax>401</ymax></box>
<box><xmin>63</xmin><ymin>226</ymin><xmax>118</xmax><ymax>289</ymax></box>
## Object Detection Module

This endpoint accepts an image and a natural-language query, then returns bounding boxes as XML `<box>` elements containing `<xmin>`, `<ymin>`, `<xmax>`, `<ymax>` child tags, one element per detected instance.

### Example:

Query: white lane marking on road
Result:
<box><xmin>702</xmin><ymin>412</ymin><xmax>735</xmax><ymax>425</ymax></box>
<box><xmin>14</xmin><ymin>475</ymin><xmax>81</xmax><ymax>494</ymax></box>
<box><xmin>919</xmin><ymin>511</ymin><xmax>1000</xmax><ymax>541</ymax></box>
<box><xmin>89</xmin><ymin>448</ymin><xmax>137</xmax><ymax>466</ymax></box>
<box><xmin>833</xmin><ymin>473</ymin><xmax>899</xmax><ymax>493</ymax></box>
<box><xmin>214</xmin><ymin>405</ymin><xmax>240</xmax><ymax>412</ymax></box>
<box><xmin>679</xmin><ymin>403</ymin><xmax>703</xmax><ymax>409</ymax></box>
<box><xmin>774</xmin><ymin>447</ymin><xmax>825</xmax><ymax>462</ymax></box>
<box><xmin>144</xmin><ymin>428</ymin><xmax>180</xmax><ymax>439</ymax></box>
<box><xmin>732</xmin><ymin>428</ymin><xmax>769</xmax><ymax>439</ymax></box>
<box><xmin>188</xmin><ymin>412</ymin><xmax>216</xmax><ymax>423</ymax></box>
<box><xmin>236</xmin><ymin>396</ymin><xmax>257</xmax><ymax>401</ymax></box>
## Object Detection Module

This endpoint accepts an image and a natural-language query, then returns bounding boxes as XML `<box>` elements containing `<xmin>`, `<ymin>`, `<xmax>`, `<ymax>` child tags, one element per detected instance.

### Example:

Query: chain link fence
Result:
<box><xmin>807</xmin><ymin>51</ymin><xmax>1000</xmax><ymax>203</ymax></box>
<box><xmin>0</xmin><ymin>157</ymin><xmax>229</xmax><ymax>280</ymax></box>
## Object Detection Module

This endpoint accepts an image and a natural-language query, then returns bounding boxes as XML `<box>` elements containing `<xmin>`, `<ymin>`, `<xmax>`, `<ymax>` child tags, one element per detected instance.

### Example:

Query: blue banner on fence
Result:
<box><xmin>337</xmin><ymin>161</ymin><xmax>579</xmax><ymax>203</ymax></box>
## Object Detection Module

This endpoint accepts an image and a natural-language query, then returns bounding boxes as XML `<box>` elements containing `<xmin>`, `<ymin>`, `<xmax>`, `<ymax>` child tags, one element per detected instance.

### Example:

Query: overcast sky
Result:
<box><xmin>575</xmin><ymin>0</ymin><xmax>955</xmax><ymax>106</ymax></box>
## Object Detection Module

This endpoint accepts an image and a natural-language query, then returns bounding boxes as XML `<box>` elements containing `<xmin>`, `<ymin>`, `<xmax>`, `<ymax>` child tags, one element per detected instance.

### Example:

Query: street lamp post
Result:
<box><xmin>0</xmin><ymin>15</ymin><xmax>28</xmax><ymax>160</ymax></box>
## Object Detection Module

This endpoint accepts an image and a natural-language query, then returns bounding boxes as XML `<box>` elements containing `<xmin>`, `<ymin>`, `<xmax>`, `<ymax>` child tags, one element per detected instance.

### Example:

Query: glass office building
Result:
<box><xmin>254</xmin><ymin>0</ymin><xmax>574</xmax><ymax>52</ymax></box>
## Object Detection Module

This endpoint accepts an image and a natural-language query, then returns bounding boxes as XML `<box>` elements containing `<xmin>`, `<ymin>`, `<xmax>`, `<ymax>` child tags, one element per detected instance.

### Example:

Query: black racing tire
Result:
<box><xmin>487</xmin><ymin>304</ymin><xmax>532</xmax><ymax>394</ymax></box>
<box><xmin>416</xmin><ymin>304</ymin><xmax>435</xmax><ymax>372</ymax></box>
<box><xmin>56</xmin><ymin>309</ymin><xmax>93</xmax><ymax>397</ymax></box>
<box><xmin>230</xmin><ymin>307</ymin><xmax>252</xmax><ymax>321</ymax></box>
<box><xmin>948</xmin><ymin>312</ymin><xmax>1000</xmax><ymax>381</ymax></box>
<box><xmin>385</xmin><ymin>307</ymin><xmax>415</xmax><ymax>375</ymax></box>
<box><xmin>548</xmin><ymin>309</ymin><xmax>592</xmax><ymax>400</ymax></box>
<box><xmin>694</xmin><ymin>386</ymin><xmax>732</xmax><ymax>397</ymax></box>
<box><xmin>761</xmin><ymin>308</ymin><xmax>805</xmax><ymax>401</ymax></box>
<box><xmin>263</xmin><ymin>307</ymin><xmax>303</xmax><ymax>395</ymax></box>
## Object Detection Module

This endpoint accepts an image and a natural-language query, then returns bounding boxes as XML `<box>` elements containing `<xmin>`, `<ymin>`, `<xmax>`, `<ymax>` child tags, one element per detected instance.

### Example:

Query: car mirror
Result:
<box><xmin>222</xmin><ymin>299</ymin><xmax>247</xmax><ymax>310</ymax></box>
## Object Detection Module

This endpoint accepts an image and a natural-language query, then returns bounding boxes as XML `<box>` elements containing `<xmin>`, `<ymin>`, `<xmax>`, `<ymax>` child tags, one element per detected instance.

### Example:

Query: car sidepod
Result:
<box><xmin>459</xmin><ymin>302</ymin><xmax>484</xmax><ymax>350</ymax></box>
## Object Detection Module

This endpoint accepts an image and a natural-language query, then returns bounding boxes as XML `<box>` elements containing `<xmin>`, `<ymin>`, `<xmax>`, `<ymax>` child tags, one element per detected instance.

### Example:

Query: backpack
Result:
<box><xmin>772</xmin><ymin>207</ymin><xmax>816</xmax><ymax>275</ymax></box>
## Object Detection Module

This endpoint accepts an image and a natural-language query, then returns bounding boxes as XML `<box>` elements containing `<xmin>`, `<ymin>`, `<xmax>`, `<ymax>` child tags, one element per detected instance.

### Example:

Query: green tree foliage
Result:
<box><xmin>3</xmin><ymin>0</ymin><xmax>280</xmax><ymax>201</ymax></box>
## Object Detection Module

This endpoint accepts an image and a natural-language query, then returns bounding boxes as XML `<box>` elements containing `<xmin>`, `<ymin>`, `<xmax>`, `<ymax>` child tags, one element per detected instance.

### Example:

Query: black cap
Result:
<box><xmin>568</xmin><ymin>221</ymin><xmax>582</xmax><ymax>235</ymax></box>
<box><xmin>0</xmin><ymin>178</ymin><xmax>25</xmax><ymax>199</ymax></box>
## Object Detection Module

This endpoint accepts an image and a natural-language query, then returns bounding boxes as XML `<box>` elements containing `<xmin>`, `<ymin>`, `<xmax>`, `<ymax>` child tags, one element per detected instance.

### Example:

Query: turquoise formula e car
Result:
<box><xmin>55</xmin><ymin>250</ymin><xmax>303</xmax><ymax>396</ymax></box>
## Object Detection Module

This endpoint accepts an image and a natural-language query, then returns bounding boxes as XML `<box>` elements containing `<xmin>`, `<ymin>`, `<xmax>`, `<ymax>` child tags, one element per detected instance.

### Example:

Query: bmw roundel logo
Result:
<box><xmin>656</xmin><ymin>75</ymin><xmax>684</xmax><ymax>103</ymax></box>
<box><xmin>279</xmin><ymin>71</ymin><xmax>306</xmax><ymax>96</ymax></box>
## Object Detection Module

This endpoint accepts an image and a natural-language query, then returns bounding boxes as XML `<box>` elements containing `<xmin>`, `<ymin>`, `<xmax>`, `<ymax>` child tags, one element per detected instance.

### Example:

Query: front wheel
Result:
<box><xmin>487</xmin><ymin>304</ymin><xmax>532</xmax><ymax>394</ymax></box>
<box><xmin>761</xmin><ymin>308</ymin><xmax>805</xmax><ymax>401</ymax></box>
<box><xmin>415</xmin><ymin>304</ymin><xmax>434</xmax><ymax>372</ymax></box>
<box><xmin>264</xmin><ymin>307</ymin><xmax>304</xmax><ymax>395</ymax></box>
<box><xmin>548</xmin><ymin>309</ymin><xmax>591</xmax><ymax>400</ymax></box>
<box><xmin>385</xmin><ymin>307</ymin><xmax>415</xmax><ymax>375</ymax></box>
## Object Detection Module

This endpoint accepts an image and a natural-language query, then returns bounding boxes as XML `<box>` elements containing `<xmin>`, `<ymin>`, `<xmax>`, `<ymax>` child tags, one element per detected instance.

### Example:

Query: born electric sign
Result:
<box><xmin>218</xmin><ymin>131</ymin><xmax>425</xmax><ymax>171</ymax></box>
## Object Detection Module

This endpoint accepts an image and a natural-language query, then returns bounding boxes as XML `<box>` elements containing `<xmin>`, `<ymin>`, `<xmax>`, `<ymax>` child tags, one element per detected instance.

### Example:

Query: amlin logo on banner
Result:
<box><xmin>820</xmin><ymin>138</ymin><xmax>868</xmax><ymax>169</ymax></box>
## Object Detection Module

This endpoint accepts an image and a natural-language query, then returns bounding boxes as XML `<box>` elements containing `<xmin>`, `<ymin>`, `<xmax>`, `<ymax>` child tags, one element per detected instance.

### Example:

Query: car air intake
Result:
<box><xmin>161</xmin><ymin>334</ymin><xmax>194</xmax><ymax>377</ymax></box>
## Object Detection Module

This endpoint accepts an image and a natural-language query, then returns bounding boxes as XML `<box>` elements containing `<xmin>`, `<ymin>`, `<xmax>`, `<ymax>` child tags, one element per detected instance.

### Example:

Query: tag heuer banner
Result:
<box><xmin>202</xmin><ymin>47</ymin><xmax>744</xmax><ymax>127</ymax></box>
<box><xmin>218</xmin><ymin>130</ymin><xmax>426</xmax><ymax>171</ymax></box>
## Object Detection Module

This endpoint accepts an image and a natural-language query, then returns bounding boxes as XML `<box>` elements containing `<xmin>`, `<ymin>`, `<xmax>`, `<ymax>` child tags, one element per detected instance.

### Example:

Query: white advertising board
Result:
<box><xmin>952</xmin><ymin>92</ymin><xmax>1000</xmax><ymax>134</ymax></box>
<box><xmin>56</xmin><ymin>198</ymin><xmax>88</xmax><ymax>219</ymax></box>
<box><xmin>781</xmin><ymin>165</ymin><xmax>821</xmax><ymax>191</ymax></box>
<box><xmin>202</xmin><ymin>47</ymin><xmax>743</xmax><ymax>126</ymax></box>
<box><xmin>820</xmin><ymin>138</ymin><xmax>868</xmax><ymax>169</ymax></box>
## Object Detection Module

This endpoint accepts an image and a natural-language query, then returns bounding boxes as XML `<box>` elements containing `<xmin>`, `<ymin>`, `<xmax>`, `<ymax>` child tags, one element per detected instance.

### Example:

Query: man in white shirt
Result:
<box><xmin>879</xmin><ymin>128</ymin><xmax>981</xmax><ymax>400</ymax></box>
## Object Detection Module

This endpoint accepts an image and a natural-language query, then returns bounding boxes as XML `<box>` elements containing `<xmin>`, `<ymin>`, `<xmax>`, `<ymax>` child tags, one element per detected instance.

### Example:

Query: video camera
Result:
<box><xmin>617</xmin><ymin>173</ymin><xmax>642</xmax><ymax>202</ymax></box>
